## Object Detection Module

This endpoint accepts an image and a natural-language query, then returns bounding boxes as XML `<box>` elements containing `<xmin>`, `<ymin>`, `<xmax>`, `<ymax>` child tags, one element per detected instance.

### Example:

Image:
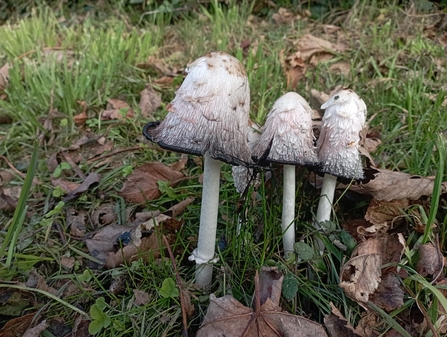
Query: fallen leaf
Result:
<box><xmin>293</xmin><ymin>34</ymin><xmax>349</xmax><ymax>63</ymax></box>
<box><xmin>153</xmin><ymin>76</ymin><xmax>175</xmax><ymax>89</ymax></box>
<box><xmin>67</xmin><ymin>208</ymin><xmax>86</xmax><ymax>237</ymax></box>
<box><xmin>0</xmin><ymin>188</ymin><xmax>17</xmax><ymax>211</ymax></box>
<box><xmin>102</xmin><ymin>98</ymin><xmax>134</xmax><ymax>120</ymax></box>
<box><xmin>63</xmin><ymin>173</ymin><xmax>101</xmax><ymax>202</ymax></box>
<box><xmin>364</xmin><ymin>199</ymin><xmax>410</xmax><ymax>228</ymax></box>
<box><xmin>349</xmin><ymin>168</ymin><xmax>447</xmax><ymax>201</ymax></box>
<box><xmin>272</xmin><ymin>7</ymin><xmax>298</xmax><ymax>25</ymax></box>
<box><xmin>22</xmin><ymin>319</ymin><xmax>48</xmax><ymax>337</ymax></box>
<box><xmin>329</xmin><ymin>61</ymin><xmax>351</xmax><ymax>76</ymax></box>
<box><xmin>91</xmin><ymin>203</ymin><xmax>117</xmax><ymax>227</ymax></box>
<box><xmin>197</xmin><ymin>269</ymin><xmax>328</xmax><ymax>337</ymax></box>
<box><xmin>369</xmin><ymin>272</ymin><xmax>404</xmax><ymax>311</ymax></box>
<box><xmin>133</xmin><ymin>289</ymin><xmax>151</xmax><ymax>306</ymax></box>
<box><xmin>0</xmin><ymin>63</ymin><xmax>10</xmax><ymax>91</ymax></box>
<box><xmin>324</xmin><ymin>303</ymin><xmax>361</xmax><ymax>337</ymax></box>
<box><xmin>340</xmin><ymin>252</ymin><xmax>382</xmax><ymax>303</ymax></box>
<box><xmin>340</xmin><ymin>235</ymin><xmax>405</xmax><ymax>306</ymax></box>
<box><xmin>0</xmin><ymin>313</ymin><xmax>35</xmax><ymax>337</ymax></box>
<box><xmin>119</xmin><ymin>162</ymin><xmax>184</xmax><ymax>203</ymax></box>
<box><xmin>416</xmin><ymin>242</ymin><xmax>444</xmax><ymax>278</ymax></box>
<box><xmin>52</xmin><ymin>179</ymin><xmax>80</xmax><ymax>193</ymax></box>
<box><xmin>281</xmin><ymin>49</ymin><xmax>307</xmax><ymax>88</ymax></box>
<box><xmin>139</xmin><ymin>86</ymin><xmax>162</xmax><ymax>117</ymax></box>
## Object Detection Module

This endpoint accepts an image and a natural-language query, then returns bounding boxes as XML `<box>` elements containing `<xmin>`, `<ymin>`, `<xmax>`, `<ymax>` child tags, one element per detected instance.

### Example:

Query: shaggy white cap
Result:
<box><xmin>252</xmin><ymin>92</ymin><xmax>319</xmax><ymax>166</ymax></box>
<box><xmin>144</xmin><ymin>51</ymin><xmax>252</xmax><ymax>166</ymax></box>
<box><xmin>317</xmin><ymin>89</ymin><xmax>367</xmax><ymax>179</ymax></box>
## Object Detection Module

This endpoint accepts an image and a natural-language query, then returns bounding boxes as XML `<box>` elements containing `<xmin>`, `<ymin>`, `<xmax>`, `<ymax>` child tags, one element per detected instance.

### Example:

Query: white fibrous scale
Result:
<box><xmin>317</xmin><ymin>89</ymin><xmax>367</xmax><ymax>179</ymax></box>
<box><xmin>146</xmin><ymin>51</ymin><xmax>252</xmax><ymax>166</ymax></box>
<box><xmin>252</xmin><ymin>92</ymin><xmax>318</xmax><ymax>165</ymax></box>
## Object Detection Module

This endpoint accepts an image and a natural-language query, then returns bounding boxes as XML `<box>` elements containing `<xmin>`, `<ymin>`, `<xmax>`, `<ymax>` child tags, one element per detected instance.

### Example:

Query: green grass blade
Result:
<box><xmin>0</xmin><ymin>141</ymin><xmax>38</xmax><ymax>266</ymax></box>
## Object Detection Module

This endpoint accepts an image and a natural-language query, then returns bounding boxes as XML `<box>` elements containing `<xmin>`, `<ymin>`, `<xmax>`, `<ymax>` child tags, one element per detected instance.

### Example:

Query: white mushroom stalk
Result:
<box><xmin>315</xmin><ymin>89</ymin><xmax>367</xmax><ymax>246</ymax></box>
<box><xmin>252</xmin><ymin>92</ymin><xmax>319</xmax><ymax>257</ymax></box>
<box><xmin>143</xmin><ymin>51</ymin><xmax>252</xmax><ymax>288</ymax></box>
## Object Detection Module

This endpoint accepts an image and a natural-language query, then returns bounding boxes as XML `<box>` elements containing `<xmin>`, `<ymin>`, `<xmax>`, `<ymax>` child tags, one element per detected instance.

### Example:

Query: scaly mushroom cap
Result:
<box><xmin>143</xmin><ymin>51</ymin><xmax>252</xmax><ymax>166</ymax></box>
<box><xmin>317</xmin><ymin>89</ymin><xmax>367</xmax><ymax>179</ymax></box>
<box><xmin>252</xmin><ymin>92</ymin><xmax>319</xmax><ymax>166</ymax></box>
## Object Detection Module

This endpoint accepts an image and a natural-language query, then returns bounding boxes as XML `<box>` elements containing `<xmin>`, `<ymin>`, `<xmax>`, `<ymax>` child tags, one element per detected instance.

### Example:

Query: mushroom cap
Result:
<box><xmin>252</xmin><ymin>92</ymin><xmax>319</xmax><ymax>166</ymax></box>
<box><xmin>143</xmin><ymin>51</ymin><xmax>252</xmax><ymax>166</ymax></box>
<box><xmin>317</xmin><ymin>89</ymin><xmax>367</xmax><ymax>179</ymax></box>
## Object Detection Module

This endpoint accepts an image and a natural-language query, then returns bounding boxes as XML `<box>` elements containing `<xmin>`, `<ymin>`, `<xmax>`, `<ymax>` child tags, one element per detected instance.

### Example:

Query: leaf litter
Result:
<box><xmin>197</xmin><ymin>267</ymin><xmax>328</xmax><ymax>337</ymax></box>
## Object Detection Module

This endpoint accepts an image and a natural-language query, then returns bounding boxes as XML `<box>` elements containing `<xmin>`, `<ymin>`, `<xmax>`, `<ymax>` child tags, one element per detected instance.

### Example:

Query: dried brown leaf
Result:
<box><xmin>272</xmin><ymin>7</ymin><xmax>298</xmax><ymax>24</ymax></box>
<box><xmin>340</xmin><ymin>253</ymin><xmax>382</xmax><ymax>303</ymax></box>
<box><xmin>102</xmin><ymin>99</ymin><xmax>134</xmax><ymax>120</ymax></box>
<box><xmin>369</xmin><ymin>272</ymin><xmax>404</xmax><ymax>311</ymax></box>
<box><xmin>0</xmin><ymin>313</ymin><xmax>35</xmax><ymax>337</ymax></box>
<box><xmin>416</xmin><ymin>242</ymin><xmax>444</xmax><ymax>277</ymax></box>
<box><xmin>153</xmin><ymin>76</ymin><xmax>175</xmax><ymax>89</ymax></box>
<box><xmin>63</xmin><ymin>173</ymin><xmax>101</xmax><ymax>202</ymax></box>
<box><xmin>349</xmin><ymin>168</ymin><xmax>447</xmax><ymax>201</ymax></box>
<box><xmin>281</xmin><ymin>50</ymin><xmax>307</xmax><ymax>88</ymax></box>
<box><xmin>119</xmin><ymin>162</ymin><xmax>184</xmax><ymax>203</ymax></box>
<box><xmin>67</xmin><ymin>208</ymin><xmax>87</xmax><ymax>238</ymax></box>
<box><xmin>0</xmin><ymin>63</ymin><xmax>10</xmax><ymax>91</ymax></box>
<box><xmin>365</xmin><ymin>198</ymin><xmax>410</xmax><ymax>228</ymax></box>
<box><xmin>51</xmin><ymin>179</ymin><xmax>80</xmax><ymax>193</ymax></box>
<box><xmin>324</xmin><ymin>303</ymin><xmax>361</xmax><ymax>337</ymax></box>
<box><xmin>133</xmin><ymin>289</ymin><xmax>151</xmax><ymax>306</ymax></box>
<box><xmin>197</xmin><ymin>270</ymin><xmax>328</xmax><ymax>337</ymax></box>
<box><xmin>22</xmin><ymin>320</ymin><xmax>48</xmax><ymax>337</ymax></box>
<box><xmin>329</xmin><ymin>61</ymin><xmax>351</xmax><ymax>76</ymax></box>
<box><xmin>139</xmin><ymin>86</ymin><xmax>162</xmax><ymax>117</ymax></box>
<box><xmin>293</xmin><ymin>34</ymin><xmax>349</xmax><ymax>62</ymax></box>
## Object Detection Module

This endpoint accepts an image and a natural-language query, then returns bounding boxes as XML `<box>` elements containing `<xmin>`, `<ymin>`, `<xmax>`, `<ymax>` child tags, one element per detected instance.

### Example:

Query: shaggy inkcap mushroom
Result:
<box><xmin>143</xmin><ymin>51</ymin><xmax>252</xmax><ymax>288</ymax></box>
<box><xmin>317</xmin><ymin>89</ymin><xmax>366</xmax><ymax>180</ymax></box>
<box><xmin>315</xmin><ymin>89</ymin><xmax>367</xmax><ymax>250</ymax></box>
<box><xmin>253</xmin><ymin>92</ymin><xmax>318</xmax><ymax>166</ymax></box>
<box><xmin>143</xmin><ymin>51</ymin><xmax>251</xmax><ymax>166</ymax></box>
<box><xmin>252</xmin><ymin>92</ymin><xmax>319</xmax><ymax>256</ymax></box>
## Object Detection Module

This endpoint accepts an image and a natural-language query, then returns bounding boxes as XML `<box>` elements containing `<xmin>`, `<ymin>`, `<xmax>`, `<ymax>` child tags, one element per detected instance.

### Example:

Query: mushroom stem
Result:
<box><xmin>281</xmin><ymin>164</ymin><xmax>296</xmax><ymax>256</ymax></box>
<box><xmin>194</xmin><ymin>152</ymin><xmax>222</xmax><ymax>287</ymax></box>
<box><xmin>315</xmin><ymin>173</ymin><xmax>337</xmax><ymax>224</ymax></box>
<box><xmin>314</xmin><ymin>173</ymin><xmax>337</xmax><ymax>253</ymax></box>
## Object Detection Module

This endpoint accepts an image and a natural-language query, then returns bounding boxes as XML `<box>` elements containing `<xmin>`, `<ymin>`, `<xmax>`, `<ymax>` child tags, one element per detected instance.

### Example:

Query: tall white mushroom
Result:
<box><xmin>315</xmin><ymin>89</ymin><xmax>367</xmax><ymax>239</ymax></box>
<box><xmin>252</xmin><ymin>92</ymin><xmax>319</xmax><ymax>257</ymax></box>
<box><xmin>143</xmin><ymin>51</ymin><xmax>252</xmax><ymax>288</ymax></box>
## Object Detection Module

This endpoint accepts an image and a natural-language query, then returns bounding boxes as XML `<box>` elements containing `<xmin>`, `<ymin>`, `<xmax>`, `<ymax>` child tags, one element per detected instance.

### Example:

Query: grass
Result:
<box><xmin>0</xmin><ymin>0</ymin><xmax>446</xmax><ymax>336</ymax></box>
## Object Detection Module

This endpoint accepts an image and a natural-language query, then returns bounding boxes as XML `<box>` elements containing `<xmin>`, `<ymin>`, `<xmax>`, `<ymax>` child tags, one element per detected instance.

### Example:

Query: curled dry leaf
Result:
<box><xmin>63</xmin><ymin>172</ymin><xmax>101</xmax><ymax>202</ymax></box>
<box><xmin>369</xmin><ymin>272</ymin><xmax>404</xmax><ymax>311</ymax></box>
<box><xmin>119</xmin><ymin>162</ymin><xmax>184</xmax><ymax>203</ymax></box>
<box><xmin>340</xmin><ymin>252</ymin><xmax>382</xmax><ymax>303</ymax></box>
<box><xmin>139</xmin><ymin>86</ymin><xmax>162</xmax><ymax>117</ymax></box>
<box><xmin>340</xmin><ymin>235</ymin><xmax>405</xmax><ymax>306</ymax></box>
<box><xmin>324</xmin><ymin>303</ymin><xmax>361</xmax><ymax>337</ymax></box>
<box><xmin>364</xmin><ymin>198</ymin><xmax>410</xmax><ymax>228</ymax></box>
<box><xmin>416</xmin><ymin>242</ymin><xmax>444</xmax><ymax>278</ymax></box>
<box><xmin>0</xmin><ymin>313</ymin><xmax>35</xmax><ymax>337</ymax></box>
<box><xmin>350</xmin><ymin>168</ymin><xmax>447</xmax><ymax>201</ymax></box>
<box><xmin>272</xmin><ymin>7</ymin><xmax>299</xmax><ymax>25</ymax></box>
<box><xmin>0</xmin><ymin>63</ymin><xmax>10</xmax><ymax>91</ymax></box>
<box><xmin>22</xmin><ymin>320</ymin><xmax>49</xmax><ymax>337</ymax></box>
<box><xmin>293</xmin><ymin>33</ymin><xmax>349</xmax><ymax>64</ymax></box>
<box><xmin>102</xmin><ymin>98</ymin><xmax>134</xmax><ymax>120</ymax></box>
<box><xmin>197</xmin><ymin>269</ymin><xmax>328</xmax><ymax>337</ymax></box>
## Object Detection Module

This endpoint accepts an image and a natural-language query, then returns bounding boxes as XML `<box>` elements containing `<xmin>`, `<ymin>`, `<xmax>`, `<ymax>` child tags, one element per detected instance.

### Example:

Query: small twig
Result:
<box><xmin>61</xmin><ymin>151</ymin><xmax>87</xmax><ymax>180</ymax></box>
<box><xmin>86</xmin><ymin>145</ymin><xmax>164</xmax><ymax>163</ymax></box>
<box><xmin>162</xmin><ymin>235</ymin><xmax>189</xmax><ymax>337</ymax></box>
<box><xmin>0</xmin><ymin>156</ymin><xmax>41</xmax><ymax>184</ymax></box>
<box><xmin>16</xmin><ymin>46</ymin><xmax>65</xmax><ymax>61</ymax></box>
